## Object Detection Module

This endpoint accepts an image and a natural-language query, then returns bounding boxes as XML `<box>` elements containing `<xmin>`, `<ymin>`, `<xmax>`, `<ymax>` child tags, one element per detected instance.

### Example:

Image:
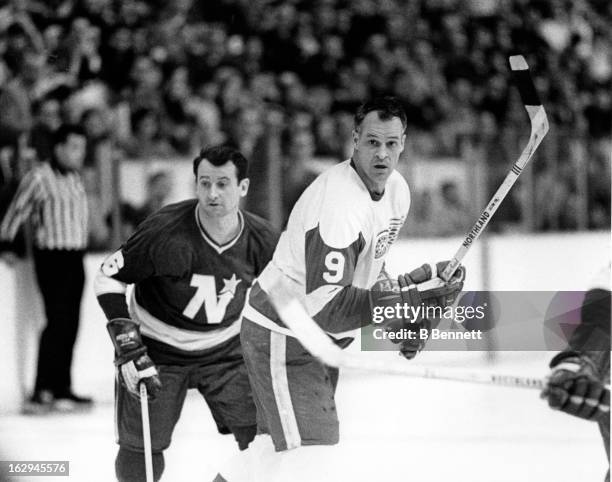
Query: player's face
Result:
<box><xmin>352</xmin><ymin>112</ymin><xmax>405</xmax><ymax>193</ymax></box>
<box><xmin>196</xmin><ymin>158</ymin><xmax>249</xmax><ymax>218</ymax></box>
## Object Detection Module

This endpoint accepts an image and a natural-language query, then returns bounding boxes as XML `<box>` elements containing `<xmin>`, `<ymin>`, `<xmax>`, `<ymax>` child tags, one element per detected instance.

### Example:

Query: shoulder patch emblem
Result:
<box><xmin>374</xmin><ymin>230</ymin><xmax>389</xmax><ymax>259</ymax></box>
<box><xmin>387</xmin><ymin>217</ymin><xmax>404</xmax><ymax>246</ymax></box>
<box><xmin>374</xmin><ymin>217</ymin><xmax>405</xmax><ymax>259</ymax></box>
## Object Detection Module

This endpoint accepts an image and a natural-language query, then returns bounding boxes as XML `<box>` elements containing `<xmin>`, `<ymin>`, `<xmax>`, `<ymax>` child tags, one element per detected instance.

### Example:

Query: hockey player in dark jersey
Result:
<box><xmin>541</xmin><ymin>265</ymin><xmax>610</xmax><ymax>482</ymax></box>
<box><xmin>94</xmin><ymin>145</ymin><xmax>279</xmax><ymax>481</ymax></box>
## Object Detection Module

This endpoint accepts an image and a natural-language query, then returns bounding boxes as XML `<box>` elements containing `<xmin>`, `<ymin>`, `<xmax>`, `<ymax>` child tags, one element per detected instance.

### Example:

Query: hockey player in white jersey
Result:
<box><xmin>214</xmin><ymin>97</ymin><xmax>466</xmax><ymax>481</ymax></box>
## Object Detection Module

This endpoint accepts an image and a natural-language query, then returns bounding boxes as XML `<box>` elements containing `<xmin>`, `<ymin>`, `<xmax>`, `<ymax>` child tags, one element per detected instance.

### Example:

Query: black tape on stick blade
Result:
<box><xmin>509</xmin><ymin>56</ymin><xmax>541</xmax><ymax>106</ymax></box>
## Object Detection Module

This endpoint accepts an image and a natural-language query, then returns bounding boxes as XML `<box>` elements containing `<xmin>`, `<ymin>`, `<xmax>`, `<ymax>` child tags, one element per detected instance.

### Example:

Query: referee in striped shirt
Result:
<box><xmin>0</xmin><ymin>124</ymin><xmax>93</xmax><ymax>413</ymax></box>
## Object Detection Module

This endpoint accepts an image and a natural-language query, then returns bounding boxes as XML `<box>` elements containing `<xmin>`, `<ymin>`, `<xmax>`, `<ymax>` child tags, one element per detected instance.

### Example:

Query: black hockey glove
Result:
<box><xmin>107</xmin><ymin>318</ymin><xmax>162</xmax><ymax>400</ymax></box>
<box><xmin>541</xmin><ymin>351</ymin><xmax>610</xmax><ymax>422</ymax></box>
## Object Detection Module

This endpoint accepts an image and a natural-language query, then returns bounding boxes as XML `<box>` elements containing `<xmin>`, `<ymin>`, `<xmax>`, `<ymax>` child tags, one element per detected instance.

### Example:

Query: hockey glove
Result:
<box><xmin>369</xmin><ymin>268</ymin><xmax>437</xmax><ymax>361</ymax></box>
<box><xmin>107</xmin><ymin>318</ymin><xmax>162</xmax><ymax>400</ymax></box>
<box><xmin>541</xmin><ymin>351</ymin><xmax>610</xmax><ymax>422</ymax></box>
<box><xmin>398</xmin><ymin>261</ymin><xmax>466</xmax><ymax>310</ymax></box>
<box><xmin>369</xmin><ymin>269</ymin><xmax>421</xmax><ymax>316</ymax></box>
<box><xmin>395</xmin><ymin>318</ymin><xmax>431</xmax><ymax>360</ymax></box>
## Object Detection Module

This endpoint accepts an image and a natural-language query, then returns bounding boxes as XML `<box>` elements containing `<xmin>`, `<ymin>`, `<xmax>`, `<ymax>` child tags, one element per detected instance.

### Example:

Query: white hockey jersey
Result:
<box><xmin>244</xmin><ymin>159</ymin><xmax>410</xmax><ymax>336</ymax></box>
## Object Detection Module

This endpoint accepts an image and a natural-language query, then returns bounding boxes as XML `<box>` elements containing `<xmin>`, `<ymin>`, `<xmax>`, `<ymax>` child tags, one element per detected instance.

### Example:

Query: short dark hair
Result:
<box><xmin>193</xmin><ymin>145</ymin><xmax>249</xmax><ymax>181</ymax></box>
<box><xmin>53</xmin><ymin>124</ymin><xmax>86</xmax><ymax>146</ymax></box>
<box><xmin>354</xmin><ymin>96</ymin><xmax>407</xmax><ymax>132</ymax></box>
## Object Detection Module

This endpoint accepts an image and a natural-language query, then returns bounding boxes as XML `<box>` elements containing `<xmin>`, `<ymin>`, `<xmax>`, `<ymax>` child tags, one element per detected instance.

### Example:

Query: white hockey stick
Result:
<box><xmin>440</xmin><ymin>55</ymin><xmax>549</xmax><ymax>281</ymax></box>
<box><xmin>269</xmin><ymin>293</ymin><xmax>611</xmax><ymax>410</ymax></box>
<box><xmin>269</xmin><ymin>292</ymin><xmax>544</xmax><ymax>390</ymax></box>
<box><xmin>139</xmin><ymin>383</ymin><xmax>154</xmax><ymax>482</ymax></box>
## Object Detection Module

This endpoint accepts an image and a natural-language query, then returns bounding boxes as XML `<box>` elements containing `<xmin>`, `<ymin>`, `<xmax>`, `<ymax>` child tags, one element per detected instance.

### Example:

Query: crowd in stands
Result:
<box><xmin>0</xmin><ymin>0</ymin><xmax>610</xmax><ymax>244</ymax></box>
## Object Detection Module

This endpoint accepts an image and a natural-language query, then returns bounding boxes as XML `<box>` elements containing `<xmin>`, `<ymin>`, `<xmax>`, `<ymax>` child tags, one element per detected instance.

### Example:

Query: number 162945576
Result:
<box><xmin>1</xmin><ymin>461</ymin><xmax>69</xmax><ymax>476</ymax></box>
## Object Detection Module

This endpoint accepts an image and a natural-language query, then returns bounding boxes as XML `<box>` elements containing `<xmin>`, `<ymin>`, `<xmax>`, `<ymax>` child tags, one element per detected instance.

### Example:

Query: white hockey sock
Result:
<box><xmin>216</xmin><ymin>434</ymin><xmax>280</xmax><ymax>482</ymax></box>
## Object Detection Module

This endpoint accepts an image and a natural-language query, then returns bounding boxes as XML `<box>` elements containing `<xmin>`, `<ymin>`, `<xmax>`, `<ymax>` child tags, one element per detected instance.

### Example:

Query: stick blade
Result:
<box><xmin>509</xmin><ymin>55</ymin><xmax>542</xmax><ymax>106</ymax></box>
<box><xmin>266</xmin><ymin>281</ymin><xmax>342</xmax><ymax>366</ymax></box>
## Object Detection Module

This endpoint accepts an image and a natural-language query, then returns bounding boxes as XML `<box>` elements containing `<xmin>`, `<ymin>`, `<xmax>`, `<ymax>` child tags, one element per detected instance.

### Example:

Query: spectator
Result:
<box><xmin>30</xmin><ymin>94</ymin><xmax>62</xmax><ymax>162</ymax></box>
<box><xmin>0</xmin><ymin>51</ymin><xmax>36</xmax><ymax>148</ymax></box>
<box><xmin>52</xmin><ymin>17</ymin><xmax>103</xmax><ymax>84</ymax></box>
<box><xmin>313</xmin><ymin>114</ymin><xmax>342</xmax><ymax>158</ymax></box>
<box><xmin>100</xmin><ymin>26</ymin><xmax>135</xmax><ymax>93</ymax></box>
<box><xmin>3</xmin><ymin>14</ymin><xmax>44</xmax><ymax>69</ymax></box>
<box><xmin>123</xmin><ymin>107</ymin><xmax>175</xmax><ymax>159</ymax></box>
<box><xmin>282</xmin><ymin>130</ymin><xmax>318</xmax><ymax>223</ymax></box>
<box><xmin>127</xmin><ymin>55</ymin><xmax>163</xmax><ymax>113</ymax></box>
<box><xmin>584</xmin><ymin>84</ymin><xmax>612</xmax><ymax>145</ymax></box>
<box><xmin>403</xmin><ymin>188</ymin><xmax>437</xmax><ymax>237</ymax></box>
<box><xmin>431</xmin><ymin>181</ymin><xmax>472</xmax><ymax>236</ymax></box>
<box><xmin>136</xmin><ymin>170</ymin><xmax>172</xmax><ymax>222</ymax></box>
<box><xmin>81</xmin><ymin>107</ymin><xmax>111</xmax><ymax>167</ymax></box>
<box><xmin>0</xmin><ymin>0</ymin><xmax>609</xmax><ymax>232</ymax></box>
<box><xmin>110</xmin><ymin>170</ymin><xmax>173</xmax><ymax>242</ymax></box>
<box><xmin>162</xmin><ymin>66</ymin><xmax>198</xmax><ymax>155</ymax></box>
<box><xmin>226</xmin><ymin>106</ymin><xmax>264</xmax><ymax>159</ymax></box>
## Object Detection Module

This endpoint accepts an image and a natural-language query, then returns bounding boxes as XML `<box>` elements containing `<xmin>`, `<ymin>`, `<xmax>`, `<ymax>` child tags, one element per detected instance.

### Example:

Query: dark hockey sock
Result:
<box><xmin>116</xmin><ymin>447</ymin><xmax>165</xmax><ymax>482</ymax></box>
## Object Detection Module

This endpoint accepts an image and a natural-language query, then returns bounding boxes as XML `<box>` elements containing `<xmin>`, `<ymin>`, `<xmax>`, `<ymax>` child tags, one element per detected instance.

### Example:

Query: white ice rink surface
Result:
<box><xmin>0</xmin><ymin>351</ymin><xmax>607</xmax><ymax>482</ymax></box>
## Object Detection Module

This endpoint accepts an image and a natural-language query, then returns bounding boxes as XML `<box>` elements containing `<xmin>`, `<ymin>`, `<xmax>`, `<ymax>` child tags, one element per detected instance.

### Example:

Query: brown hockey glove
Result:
<box><xmin>369</xmin><ymin>262</ymin><xmax>464</xmax><ymax>360</ymax></box>
<box><xmin>398</xmin><ymin>261</ymin><xmax>466</xmax><ymax>310</ymax></box>
<box><xmin>368</xmin><ymin>265</ymin><xmax>430</xmax><ymax>318</ymax></box>
<box><xmin>541</xmin><ymin>352</ymin><xmax>610</xmax><ymax>422</ymax></box>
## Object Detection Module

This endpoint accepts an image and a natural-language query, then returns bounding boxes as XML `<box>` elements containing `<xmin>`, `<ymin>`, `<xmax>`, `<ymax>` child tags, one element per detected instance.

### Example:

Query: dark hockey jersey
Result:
<box><xmin>95</xmin><ymin>199</ymin><xmax>279</xmax><ymax>363</ymax></box>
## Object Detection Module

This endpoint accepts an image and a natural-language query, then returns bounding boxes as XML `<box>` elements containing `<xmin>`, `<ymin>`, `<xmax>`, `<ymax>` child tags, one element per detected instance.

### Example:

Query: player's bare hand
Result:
<box><xmin>541</xmin><ymin>352</ymin><xmax>610</xmax><ymax>422</ymax></box>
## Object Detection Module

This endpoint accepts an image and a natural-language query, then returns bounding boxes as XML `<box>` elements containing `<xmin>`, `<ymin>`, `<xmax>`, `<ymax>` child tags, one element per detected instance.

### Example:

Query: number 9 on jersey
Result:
<box><xmin>323</xmin><ymin>252</ymin><xmax>345</xmax><ymax>283</ymax></box>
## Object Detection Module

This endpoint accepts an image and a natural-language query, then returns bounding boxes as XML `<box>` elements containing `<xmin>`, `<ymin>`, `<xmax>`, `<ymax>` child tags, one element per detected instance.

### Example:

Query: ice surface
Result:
<box><xmin>0</xmin><ymin>352</ymin><xmax>606</xmax><ymax>482</ymax></box>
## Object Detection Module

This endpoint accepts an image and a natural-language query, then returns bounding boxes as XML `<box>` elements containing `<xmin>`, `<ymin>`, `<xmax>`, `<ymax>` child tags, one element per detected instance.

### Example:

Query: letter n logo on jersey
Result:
<box><xmin>182</xmin><ymin>274</ymin><xmax>241</xmax><ymax>324</ymax></box>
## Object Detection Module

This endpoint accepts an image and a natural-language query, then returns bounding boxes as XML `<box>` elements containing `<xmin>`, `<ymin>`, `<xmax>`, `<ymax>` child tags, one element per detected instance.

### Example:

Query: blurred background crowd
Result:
<box><xmin>0</xmin><ymin>0</ymin><xmax>610</xmax><ymax>251</ymax></box>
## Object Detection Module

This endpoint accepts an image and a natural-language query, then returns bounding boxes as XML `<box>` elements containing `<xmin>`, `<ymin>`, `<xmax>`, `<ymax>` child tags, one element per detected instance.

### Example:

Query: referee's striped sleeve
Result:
<box><xmin>0</xmin><ymin>169</ymin><xmax>42</xmax><ymax>241</ymax></box>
